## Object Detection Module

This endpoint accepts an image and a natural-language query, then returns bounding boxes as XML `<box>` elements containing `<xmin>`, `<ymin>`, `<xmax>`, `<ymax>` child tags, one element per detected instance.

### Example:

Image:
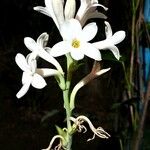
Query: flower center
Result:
<box><xmin>72</xmin><ymin>39</ymin><xmax>80</xmax><ymax>48</ymax></box>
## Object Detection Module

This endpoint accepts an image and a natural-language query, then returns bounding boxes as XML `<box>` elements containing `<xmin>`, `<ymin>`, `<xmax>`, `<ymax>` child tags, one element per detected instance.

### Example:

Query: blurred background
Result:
<box><xmin>0</xmin><ymin>0</ymin><xmax>150</xmax><ymax>149</ymax></box>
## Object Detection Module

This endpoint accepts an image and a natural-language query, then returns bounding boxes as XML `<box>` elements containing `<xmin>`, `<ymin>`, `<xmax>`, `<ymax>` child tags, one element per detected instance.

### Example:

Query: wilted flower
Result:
<box><xmin>70</xmin><ymin>115</ymin><xmax>110</xmax><ymax>141</ymax></box>
<box><xmin>42</xmin><ymin>135</ymin><xmax>65</xmax><ymax>150</ymax></box>
<box><xmin>93</xmin><ymin>21</ymin><xmax>126</xmax><ymax>60</ymax></box>
<box><xmin>50</xmin><ymin>19</ymin><xmax>101</xmax><ymax>61</ymax></box>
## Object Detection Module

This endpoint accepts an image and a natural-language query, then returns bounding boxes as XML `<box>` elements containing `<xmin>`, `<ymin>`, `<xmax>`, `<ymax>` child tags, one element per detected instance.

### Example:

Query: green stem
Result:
<box><xmin>62</xmin><ymin>54</ymin><xmax>74</xmax><ymax>150</ymax></box>
<box><xmin>63</xmin><ymin>89</ymin><xmax>72</xmax><ymax>150</ymax></box>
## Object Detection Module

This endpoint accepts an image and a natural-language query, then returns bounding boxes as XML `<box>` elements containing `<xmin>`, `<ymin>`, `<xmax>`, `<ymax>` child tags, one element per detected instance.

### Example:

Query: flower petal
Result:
<box><xmin>52</xmin><ymin>0</ymin><xmax>64</xmax><ymax>27</ymax></box>
<box><xmin>15</xmin><ymin>53</ymin><xmax>30</xmax><ymax>72</ymax></box>
<box><xmin>96</xmin><ymin>68</ymin><xmax>111</xmax><ymax>76</ymax></box>
<box><xmin>60</xmin><ymin>19</ymin><xmax>82</xmax><ymax>40</ymax></box>
<box><xmin>22</xmin><ymin>72</ymin><xmax>32</xmax><ymax>85</ymax></box>
<box><xmin>108</xmin><ymin>45</ymin><xmax>121</xmax><ymax>60</ymax></box>
<box><xmin>37</xmin><ymin>48</ymin><xmax>64</xmax><ymax>74</ymax></box>
<box><xmin>70</xmin><ymin>49</ymin><xmax>84</xmax><ymax>60</ymax></box>
<box><xmin>82</xmin><ymin>22</ymin><xmax>98</xmax><ymax>42</ymax></box>
<box><xmin>24</xmin><ymin>37</ymin><xmax>39</xmax><ymax>52</ymax></box>
<box><xmin>81</xmin><ymin>11</ymin><xmax>107</xmax><ymax>27</ymax></box>
<box><xmin>31</xmin><ymin>73</ymin><xmax>47</xmax><ymax>89</ymax></box>
<box><xmin>16</xmin><ymin>82</ymin><xmax>31</xmax><ymax>98</ymax></box>
<box><xmin>37</xmin><ymin>32</ymin><xmax>49</xmax><ymax>47</ymax></box>
<box><xmin>111</xmin><ymin>31</ymin><xmax>126</xmax><ymax>45</ymax></box>
<box><xmin>33</xmin><ymin>6</ymin><xmax>51</xmax><ymax>17</ymax></box>
<box><xmin>92</xmin><ymin>40</ymin><xmax>110</xmax><ymax>49</ymax></box>
<box><xmin>83</xmin><ymin>43</ymin><xmax>101</xmax><ymax>61</ymax></box>
<box><xmin>50</xmin><ymin>41</ymin><xmax>70</xmax><ymax>57</ymax></box>
<box><xmin>65</xmin><ymin>0</ymin><xmax>76</xmax><ymax>20</ymax></box>
<box><xmin>104</xmin><ymin>21</ymin><xmax>112</xmax><ymax>38</ymax></box>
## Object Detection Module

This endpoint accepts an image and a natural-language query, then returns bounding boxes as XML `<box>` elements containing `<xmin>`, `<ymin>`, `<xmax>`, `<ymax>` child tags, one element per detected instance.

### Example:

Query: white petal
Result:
<box><xmin>33</xmin><ymin>6</ymin><xmax>51</xmax><ymax>17</ymax></box>
<box><xmin>24</xmin><ymin>37</ymin><xmax>39</xmax><ymax>52</ymax></box>
<box><xmin>60</xmin><ymin>19</ymin><xmax>82</xmax><ymax>40</ymax></box>
<box><xmin>65</xmin><ymin>0</ymin><xmax>76</xmax><ymax>20</ymax></box>
<box><xmin>16</xmin><ymin>82</ymin><xmax>31</xmax><ymax>98</ymax></box>
<box><xmin>22</xmin><ymin>72</ymin><xmax>32</xmax><ymax>85</ymax></box>
<box><xmin>52</xmin><ymin>0</ymin><xmax>64</xmax><ymax>27</ymax></box>
<box><xmin>108</xmin><ymin>45</ymin><xmax>121</xmax><ymax>60</ymax></box>
<box><xmin>96</xmin><ymin>68</ymin><xmax>111</xmax><ymax>76</ymax></box>
<box><xmin>37</xmin><ymin>32</ymin><xmax>49</xmax><ymax>47</ymax></box>
<box><xmin>50</xmin><ymin>41</ymin><xmax>70</xmax><ymax>57</ymax></box>
<box><xmin>82</xmin><ymin>22</ymin><xmax>98</xmax><ymax>42</ymax></box>
<box><xmin>104</xmin><ymin>21</ymin><xmax>112</xmax><ymax>38</ymax></box>
<box><xmin>111</xmin><ymin>31</ymin><xmax>126</xmax><ymax>45</ymax></box>
<box><xmin>36</xmin><ymin>68</ymin><xmax>60</xmax><ymax>77</ymax></box>
<box><xmin>31</xmin><ymin>73</ymin><xmax>47</xmax><ymax>89</ymax></box>
<box><xmin>70</xmin><ymin>49</ymin><xmax>84</xmax><ymax>60</ymax></box>
<box><xmin>15</xmin><ymin>53</ymin><xmax>30</xmax><ymax>72</ymax></box>
<box><xmin>90</xmin><ymin>3</ymin><xmax>108</xmax><ymax>11</ymax></box>
<box><xmin>83</xmin><ymin>43</ymin><xmax>101</xmax><ymax>61</ymax></box>
<box><xmin>37</xmin><ymin>48</ymin><xmax>64</xmax><ymax>74</ymax></box>
<box><xmin>92</xmin><ymin>40</ymin><xmax>110</xmax><ymax>49</ymax></box>
<box><xmin>45</xmin><ymin>47</ymin><xmax>51</xmax><ymax>53</ymax></box>
<box><xmin>76</xmin><ymin>0</ymin><xmax>88</xmax><ymax>21</ymax></box>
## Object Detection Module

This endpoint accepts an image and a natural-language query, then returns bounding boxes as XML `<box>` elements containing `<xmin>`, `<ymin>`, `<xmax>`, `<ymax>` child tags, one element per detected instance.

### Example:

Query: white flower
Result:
<box><xmin>24</xmin><ymin>33</ymin><xmax>63</xmax><ymax>74</ymax></box>
<box><xmin>34</xmin><ymin>0</ymin><xmax>107</xmax><ymax>29</ymax></box>
<box><xmin>34</xmin><ymin>0</ymin><xmax>64</xmax><ymax>29</ymax></box>
<box><xmin>15</xmin><ymin>53</ymin><xmax>61</xmax><ymax>99</ymax></box>
<box><xmin>93</xmin><ymin>21</ymin><xmax>126</xmax><ymax>60</ymax></box>
<box><xmin>15</xmin><ymin>53</ymin><xmax>46</xmax><ymax>98</ymax></box>
<box><xmin>50</xmin><ymin>19</ymin><xmax>101</xmax><ymax>61</ymax></box>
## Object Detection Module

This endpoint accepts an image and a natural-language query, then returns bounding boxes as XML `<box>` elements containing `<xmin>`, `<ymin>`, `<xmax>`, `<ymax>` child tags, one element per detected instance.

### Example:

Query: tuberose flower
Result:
<box><xmin>24</xmin><ymin>33</ymin><xmax>64</xmax><ymax>74</ymax></box>
<box><xmin>34</xmin><ymin>0</ymin><xmax>107</xmax><ymax>29</ymax></box>
<box><xmin>93</xmin><ymin>21</ymin><xmax>126</xmax><ymax>60</ymax></box>
<box><xmin>15</xmin><ymin>53</ymin><xmax>61</xmax><ymax>99</ymax></box>
<box><xmin>50</xmin><ymin>19</ymin><xmax>101</xmax><ymax>61</ymax></box>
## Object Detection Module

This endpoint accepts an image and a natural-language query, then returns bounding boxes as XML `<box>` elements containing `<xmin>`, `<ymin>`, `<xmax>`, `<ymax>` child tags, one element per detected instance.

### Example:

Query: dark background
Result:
<box><xmin>0</xmin><ymin>0</ymin><xmax>149</xmax><ymax>150</ymax></box>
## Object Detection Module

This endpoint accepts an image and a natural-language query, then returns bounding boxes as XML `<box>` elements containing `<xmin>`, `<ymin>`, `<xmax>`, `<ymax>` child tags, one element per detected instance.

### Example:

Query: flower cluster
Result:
<box><xmin>16</xmin><ymin>0</ymin><xmax>125</xmax><ymax>98</ymax></box>
<box><xmin>15</xmin><ymin>0</ymin><xmax>125</xmax><ymax>149</ymax></box>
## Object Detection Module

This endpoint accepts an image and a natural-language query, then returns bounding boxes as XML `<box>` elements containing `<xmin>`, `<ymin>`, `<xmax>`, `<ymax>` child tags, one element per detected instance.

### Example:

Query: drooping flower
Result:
<box><xmin>50</xmin><ymin>19</ymin><xmax>101</xmax><ymax>61</ymax></box>
<box><xmin>24</xmin><ymin>33</ymin><xmax>63</xmax><ymax>74</ymax></box>
<box><xmin>70</xmin><ymin>61</ymin><xmax>110</xmax><ymax>110</ymax></box>
<box><xmin>92</xmin><ymin>21</ymin><xmax>126</xmax><ymax>60</ymax></box>
<box><xmin>15</xmin><ymin>53</ymin><xmax>61</xmax><ymax>98</ymax></box>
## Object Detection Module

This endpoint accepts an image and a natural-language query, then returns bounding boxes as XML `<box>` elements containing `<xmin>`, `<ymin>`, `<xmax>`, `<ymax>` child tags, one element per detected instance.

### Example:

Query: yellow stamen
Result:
<box><xmin>72</xmin><ymin>39</ymin><xmax>80</xmax><ymax>48</ymax></box>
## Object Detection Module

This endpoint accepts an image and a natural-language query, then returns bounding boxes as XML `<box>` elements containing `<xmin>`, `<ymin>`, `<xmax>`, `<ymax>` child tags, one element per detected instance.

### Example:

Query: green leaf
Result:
<box><xmin>56</xmin><ymin>125</ymin><xmax>67</xmax><ymax>138</ymax></box>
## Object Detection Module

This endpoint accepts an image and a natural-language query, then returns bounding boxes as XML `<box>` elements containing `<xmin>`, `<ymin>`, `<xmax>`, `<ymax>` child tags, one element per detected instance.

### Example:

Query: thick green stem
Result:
<box><xmin>62</xmin><ymin>54</ymin><xmax>74</xmax><ymax>150</ymax></box>
<box><xmin>63</xmin><ymin>89</ymin><xmax>72</xmax><ymax>150</ymax></box>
